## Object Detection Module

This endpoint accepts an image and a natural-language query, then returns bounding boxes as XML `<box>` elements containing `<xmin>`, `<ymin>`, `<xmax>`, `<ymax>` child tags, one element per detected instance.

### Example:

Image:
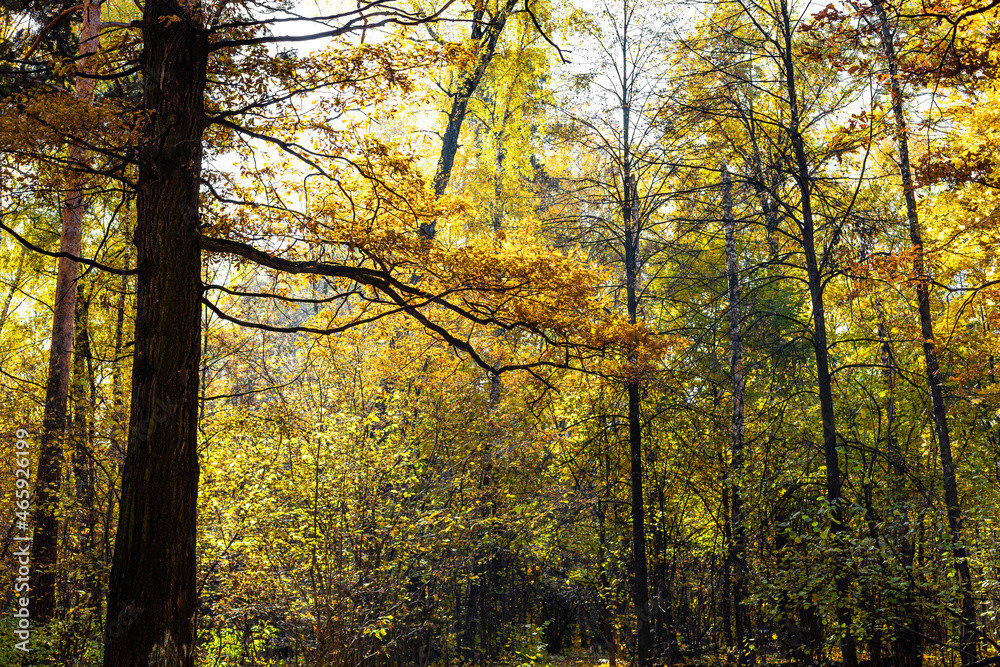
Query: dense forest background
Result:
<box><xmin>1</xmin><ymin>0</ymin><xmax>999</xmax><ymax>664</ymax></box>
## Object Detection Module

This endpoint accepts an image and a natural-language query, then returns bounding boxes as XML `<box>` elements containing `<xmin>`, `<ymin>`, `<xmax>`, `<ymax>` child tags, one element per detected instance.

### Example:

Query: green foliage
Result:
<box><xmin>201</xmin><ymin>624</ymin><xmax>279</xmax><ymax>667</ymax></box>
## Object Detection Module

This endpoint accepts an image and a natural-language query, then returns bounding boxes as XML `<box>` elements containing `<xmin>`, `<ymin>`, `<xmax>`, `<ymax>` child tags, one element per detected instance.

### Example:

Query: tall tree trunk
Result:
<box><xmin>777</xmin><ymin>2</ymin><xmax>857</xmax><ymax>664</ymax></box>
<box><xmin>69</xmin><ymin>286</ymin><xmax>105</xmax><ymax>629</ymax></box>
<box><xmin>597</xmin><ymin>434</ymin><xmax>619</xmax><ymax>667</ymax></box>
<box><xmin>722</xmin><ymin>164</ymin><xmax>752</xmax><ymax>666</ymax></box>
<box><xmin>720</xmin><ymin>475</ymin><xmax>733</xmax><ymax>648</ymax></box>
<box><xmin>112</xmin><ymin>249</ymin><xmax>130</xmax><ymax>457</ymax></box>
<box><xmin>32</xmin><ymin>0</ymin><xmax>102</xmax><ymax>622</ymax></box>
<box><xmin>623</xmin><ymin>102</ymin><xmax>652</xmax><ymax>667</ymax></box>
<box><xmin>102</xmin><ymin>0</ymin><xmax>206</xmax><ymax>664</ymax></box>
<box><xmin>627</xmin><ymin>378</ymin><xmax>651</xmax><ymax>666</ymax></box>
<box><xmin>618</xmin><ymin>3</ymin><xmax>652</xmax><ymax>659</ymax></box>
<box><xmin>70</xmin><ymin>289</ymin><xmax>97</xmax><ymax>558</ymax></box>
<box><xmin>871</xmin><ymin>2</ymin><xmax>978</xmax><ymax>660</ymax></box>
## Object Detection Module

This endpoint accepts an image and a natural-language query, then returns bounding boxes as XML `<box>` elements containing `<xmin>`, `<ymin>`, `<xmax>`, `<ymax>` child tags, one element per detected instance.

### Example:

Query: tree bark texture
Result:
<box><xmin>103</xmin><ymin>0</ymin><xmax>206</xmax><ymax>664</ymax></box>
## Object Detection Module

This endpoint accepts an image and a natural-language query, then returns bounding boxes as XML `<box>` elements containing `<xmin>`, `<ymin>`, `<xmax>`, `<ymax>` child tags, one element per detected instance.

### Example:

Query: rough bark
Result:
<box><xmin>777</xmin><ymin>2</ymin><xmax>857</xmax><ymax>664</ymax></box>
<box><xmin>872</xmin><ymin>1</ymin><xmax>977</xmax><ymax>660</ymax></box>
<box><xmin>32</xmin><ymin>0</ymin><xmax>102</xmax><ymax>622</ymax></box>
<box><xmin>721</xmin><ymin>164</ymin><xmax>752</xmax><ymax>665</ymax></box>
<box><xmin>102</xmin><ymin>0</ymin><xmax>207</xmax><ymax>664</ymax></box>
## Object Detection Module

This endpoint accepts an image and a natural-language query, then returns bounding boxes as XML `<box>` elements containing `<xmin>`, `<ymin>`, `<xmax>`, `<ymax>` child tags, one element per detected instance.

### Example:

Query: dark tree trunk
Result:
<box><xmin>871</xmin><ymin>1</ymin><xmax>978</xmax><ymax>660</ymax></box>
<box><xmin>422</xmin><ymin>0</ymin><xmax>518</xmax><ymax>237</ymax></box>
<box><xmin>112</xmin><ymin>249</ymin><xmax>130</xmax><ymax>457</ymax></box>
<box><xmin>722</xmin><ymin>165</ymin><xmax>752</xmax><ymax>666</ymax></box>
<box><xmin>721</xmin><ymin>483</ymin><xmax>733</xmax><ymax>648</ymax></box>
<box><xmin>777</xmin><ymin>2</ymin><xmax>857</xmax><ymax>664</ymax></box>
<box><xmin>70</xmin><ymin>291</ymin><xmax>98</xmax><ymax>574</ymax></box>
<box><xmin>624</xmin><ymin>161</ymin><xmax>651</xmax><ymax>667</ymax></box>
<box><xmin>597</xmin><ymin>448</ymin><xmax>619</xmax><ymax>667</ymax></box>
<box><xmin>102</xmin><ymin>0</ymin><xmax>206</xmax><ymax>664</ymax></box>
<box><xmin>617</xmin><ymin>5</ymin><xmax>652</xmax><ymax>658</ymax></box>
<box><xmin>627</xmin><ymin>380</ymin><xmax>651</xmax><ymax>666</ymax></box>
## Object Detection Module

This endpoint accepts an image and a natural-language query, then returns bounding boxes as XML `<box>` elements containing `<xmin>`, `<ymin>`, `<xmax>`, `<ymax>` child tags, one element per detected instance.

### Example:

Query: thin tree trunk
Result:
<box><xmin>618</xmin><ymin>4</ymin><xmax>652</xmax><ymax>660</ymax></box>
<box><xmin>32</xmin><ymin>0</ymin><xmax>102</xmax><ymax>622</ymax></box>
<box><xmin>103</xmin><ymin>0</ymin><xmax>206</xmax><ymax>663</ymax></box>
<box><xmin>71</xmin><ymin>293</ymin><xmax>104</xmax><ymax>618</ymax></box>
<box><xmin>871</xmin><ymin>2</ymin><xmax>978</xmax><ymax>660</ymax></box>
<box><xmin>70</xmin><ymin>290</ymin><xmax>96</xmax><ymax>553</ymax></box>
<box><xmin>624</xmin><ymin>122</ymin><xmax>652</xmax><ymax>667</ymax></box>
<box><xmin>112</xmin><ymin>249</ymin><xmax>129</xmax><ymax>458</ymax></box>
<box><xmin>0</xmin><ymin>247</ymin><xmax>27</xmax><ymax>335</ymax></box>
<box><xmin>722</xmin><ymin>164</ymin><xmax>752</xmax><ymax>666</ymax></box>
<box><xmin>873</xmin><ymin>295</ymin><xmax>923</xmax><ymax>667</ymax></box>
<box><xmin>420</xmin><ymin>0</ymin><xmax>518</xmax><ymax>241</ymax></box>
<box><xmin>721</xmin><ymin>482</ymin><xmax>733</xmax><ymax>648</ymax></box>
<box><xmin>598</xmin><ymin>436</ymin><xmax>619</xmax><ymax>667</ymax></box>
<box><xmin>70</xmin><ymin>288</ymin><xmax>102</xmax><ymax>616</ymax></box>
<box><xmin>777</xmin><ymin>2</ymin><xmax>857</xmax><ymax>664</ymax></box>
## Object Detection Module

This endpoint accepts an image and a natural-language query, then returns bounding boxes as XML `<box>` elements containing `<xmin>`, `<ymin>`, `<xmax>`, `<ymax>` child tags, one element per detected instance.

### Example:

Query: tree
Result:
<box><xmin>541</xmin><ymin>1</ymin><xmax>685</xmax><ymax>662</ymax></box>
<box><xmin>721</xmin><ymin>163</ymin><xmax>752</xmax><ymax>665</ymax></box>
<box><xmin>429</xmin><ymin>0</ymin><xmax>520</xmax><ymax>199</ymax></box>
<box><xmin>68</xmin><ymin>1</ymin><xmax>621</xmax><ymax>663</ymax></box>
<box><xmin>32</xmin><ymin>0</ymin><xmax>102</xmax><ymax>623</ymax></box>
<box><xmin>869</xmin><ymin>0</ymin><xmax>978</xmax><ymax>658</ymax></box>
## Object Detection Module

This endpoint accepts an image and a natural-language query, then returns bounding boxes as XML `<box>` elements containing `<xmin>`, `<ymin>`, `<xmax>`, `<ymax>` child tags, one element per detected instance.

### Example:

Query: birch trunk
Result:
<box><xmin>722</xmin><ymin>164</ymin><xmax>752</xmax><ymax>665</ymax></box>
